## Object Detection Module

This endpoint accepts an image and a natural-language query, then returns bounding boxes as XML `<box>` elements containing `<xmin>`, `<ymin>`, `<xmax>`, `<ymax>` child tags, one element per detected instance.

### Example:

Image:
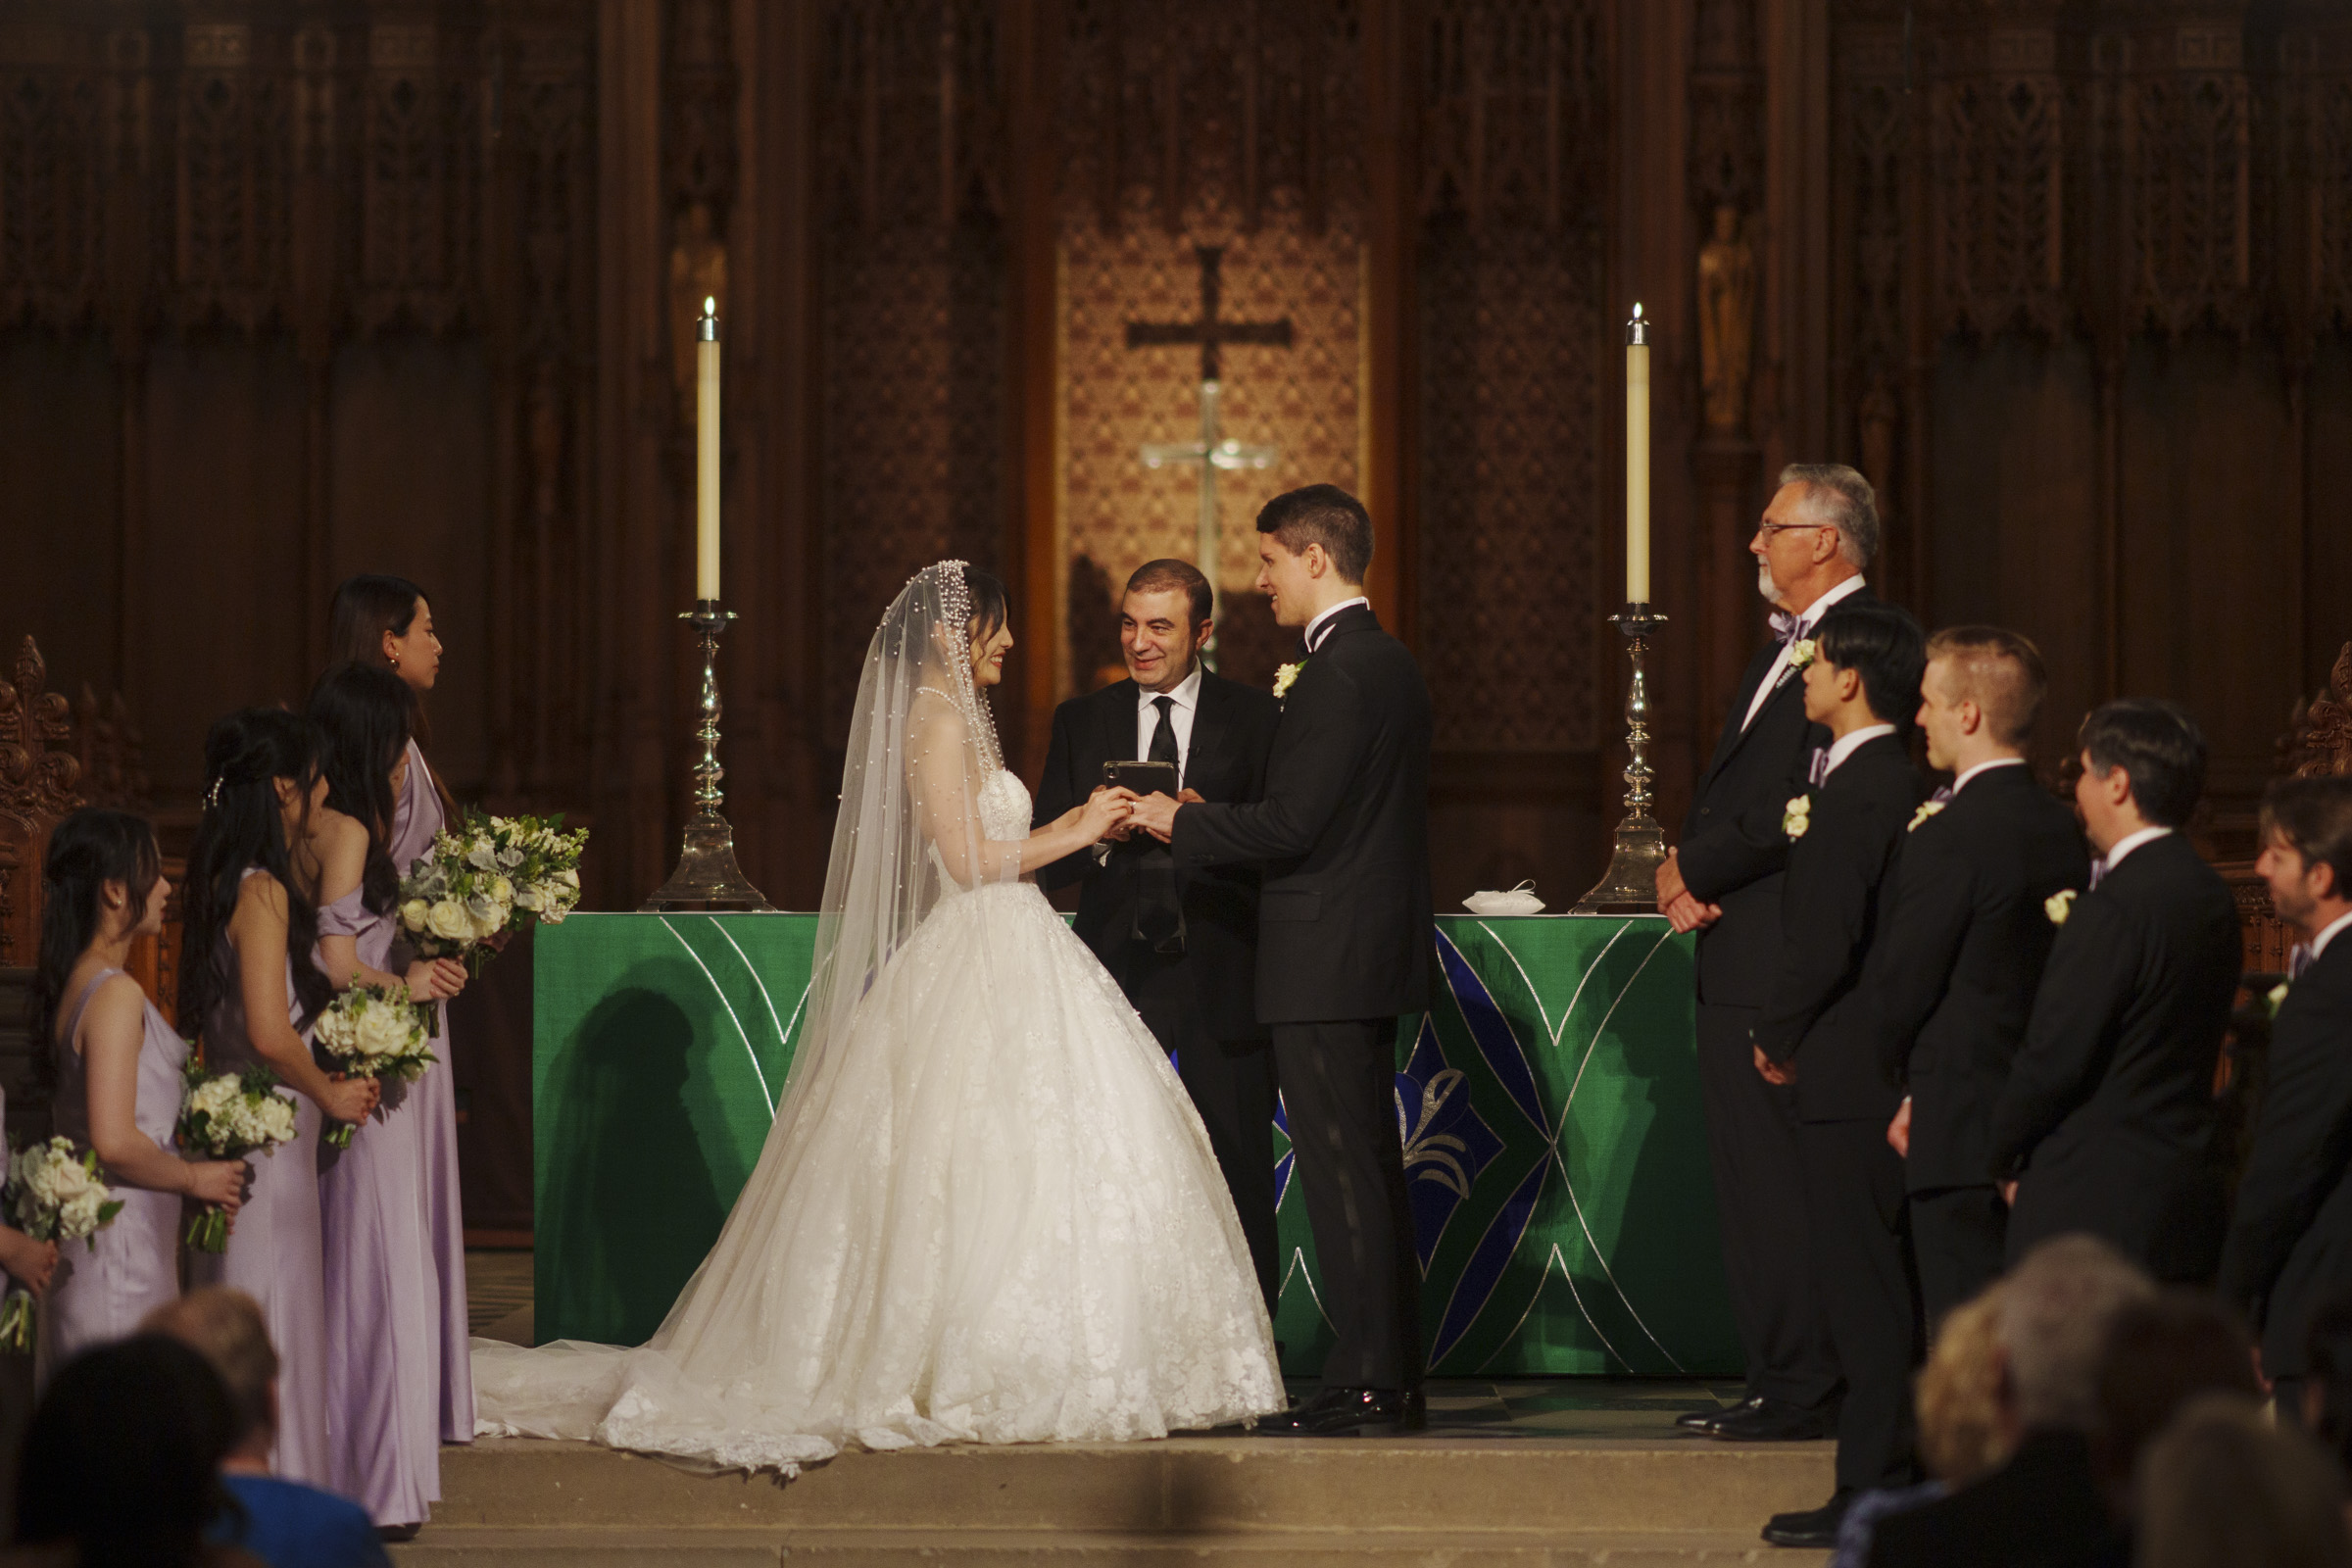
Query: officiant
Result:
<box><xmin>1034</xmin><ymin>559</ymin><xmax>1285</xmax><ymax>1311</ymax></box>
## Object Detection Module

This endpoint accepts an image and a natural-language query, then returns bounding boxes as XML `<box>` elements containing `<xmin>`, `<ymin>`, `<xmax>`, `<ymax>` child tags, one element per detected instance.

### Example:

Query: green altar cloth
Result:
<box><xmin>533</xmin><ymin>912</ymin><xmax>1739</xmax><ymax>1377</ymax></box>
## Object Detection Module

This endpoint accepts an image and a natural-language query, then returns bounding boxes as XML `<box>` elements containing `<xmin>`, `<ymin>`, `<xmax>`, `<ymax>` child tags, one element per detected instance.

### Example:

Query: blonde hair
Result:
<box><xmin>142</xmin><ymin>1288</ymin><xmax>276</xmax><ymax>1441</ymax></box>
<box><xmin>1925</xmin><ymin>626</ymin><xmax>2048</xmax><ymax>748</ymax></box>
<box><xmin>1918</xmin><ymin>1283</ymin><xmax>2013</xmax><ymax>1482</ymax></box>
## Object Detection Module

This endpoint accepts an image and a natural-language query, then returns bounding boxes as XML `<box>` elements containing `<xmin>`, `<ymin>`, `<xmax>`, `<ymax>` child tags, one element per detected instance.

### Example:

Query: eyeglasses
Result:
<box><xmin>1753</xmin><ymin>522</ymin><xmax>1834</xmax><ymax>541</ymax></box>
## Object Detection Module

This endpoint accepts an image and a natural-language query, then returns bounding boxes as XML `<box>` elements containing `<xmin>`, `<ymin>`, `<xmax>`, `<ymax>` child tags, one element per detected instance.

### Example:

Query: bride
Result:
<box><xmin>474</xmin><ymin>562</ymin><xmax>1284</xmax><ymax>1472</ymax></box>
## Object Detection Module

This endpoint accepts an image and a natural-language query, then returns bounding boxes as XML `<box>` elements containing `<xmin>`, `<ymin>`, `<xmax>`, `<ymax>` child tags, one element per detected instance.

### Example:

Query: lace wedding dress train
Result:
<box><xmin>474</xmin><ymin>763</ymin><xmax>1285</xmax><ymax>1474</ymax></box>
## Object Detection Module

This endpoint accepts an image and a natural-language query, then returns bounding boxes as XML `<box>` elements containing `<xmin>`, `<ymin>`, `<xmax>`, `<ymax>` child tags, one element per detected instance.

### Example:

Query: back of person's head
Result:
<box><xmin>2137</xmin><ymin>1394</ymin><xmax>2352</xmax><ymax>1568</ymax></box>
<box><xmin>1918</xmin><ymin>1281</ymin><xmax>2014</xmax><ymax>1483</ymax></box>
<box><xmin>2262</xmin><ymin>775</ymin><xmax>2352</xmax><ymax>902</ymax></box>
<box><xmin>2303</xmin><ymin>1290</ymin><xmax>2352</xmax><ymax>1479</ymax></box>
<box><xmin>143</xmin><ymin>1288</ymin><xmax>279</xmax><ymax>1455</ymax></box>
<box><xmin>1813</xmin><ymin>602</ymin><xmax>1928</xmax><ymax>733</ymax></box>
<box><xmin>1925</xmin><ymin>625</ymin><xmax>2048</xmax><ymax>748</ymax></box>
<box><xmin>2093</xmin><ymin>1290</ymin><xmax>2263</xmax><ymax>1507</ymax></box>
<box><xmin>13</xmin><ymin>1336</ymin><xmax>240</xmax><ymax>1568</ymax></box>
<box><xmin>2001</xmin><ymin>1235</ymin><xmax>2157</xmax><ymax>1433</ymax></box>
<box><xmin>1255</xmin><ymin>485</ymin><xmax>1373</xmax><ymax>586</ymax></box>
<box><xmin>2079</xmin><ymin>699</ymin><xmax>2207</xmax><ymax>829</ymax></box>
<box><xmin>179</xmin><ymin>707</ymin><xmax>332</xmax><ymax>1034</ymax></box>
<box><xmin>27</xmin><ymin>808</ymin><xmax>161</xmax><ymax>1067</ymax></box>
<box><xmin>303</xmin><ymin>662</ymin><xmax>415</xmax><ymax>916</ymax></box>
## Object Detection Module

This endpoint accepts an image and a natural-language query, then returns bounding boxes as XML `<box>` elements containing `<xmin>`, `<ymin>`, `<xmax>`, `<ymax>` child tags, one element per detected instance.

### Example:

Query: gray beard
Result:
<box><xmin>1755</xmin><ymin>562</ymin><xmax>1780</xmax><ymax>604</ymax></box>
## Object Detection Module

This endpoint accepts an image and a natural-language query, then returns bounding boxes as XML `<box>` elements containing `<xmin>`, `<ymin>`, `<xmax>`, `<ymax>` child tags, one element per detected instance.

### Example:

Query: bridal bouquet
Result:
<box><xmin>177</xmin><ymin>1061</ymin><xmax>299</xmax><ymax>1253</ymax></box>
<box><xmin>313</xmin><ymin>978</ymin><xmax>437</xmax><ymax>1149</ymax></box>
<box><xmin>0</xmin><ymin>1139</ymin><xmax>125</xmax><ymax>1351</ymax></box>
<box><xmin>398</xmin><ymin>812</ymin><xmax>587</xmax><ymax>1028</ymax></box>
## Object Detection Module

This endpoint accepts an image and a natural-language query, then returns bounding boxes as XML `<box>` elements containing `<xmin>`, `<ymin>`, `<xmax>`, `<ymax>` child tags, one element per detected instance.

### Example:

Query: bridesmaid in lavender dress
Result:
<box><xmin>308</xmin><ymin>662</ymin><xmax>468</xmax><ymax>1531</ymax></box>
<box><xmin>179</xmin><ymin>710</ymin><xmax>380</xmax><ymax>1487</ymax></box>
<box><xmin>29</xmin><ymin>809</ymin><xmax>247</xmax><ymax>1383</ymax></box>
<box><xmin>328</xmin><ymin>573</ymin><xmax>474</xmax><ymax>1449</ymax></box>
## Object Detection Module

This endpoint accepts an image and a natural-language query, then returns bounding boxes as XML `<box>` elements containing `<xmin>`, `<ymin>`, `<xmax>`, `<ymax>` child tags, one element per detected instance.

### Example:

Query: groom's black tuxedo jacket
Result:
<box><xmin>1679</xmin><ymin>583</ymin><xmax>1878</xmax><ymax>1007</ymax></box>
<box><xmin>1173</xmin><ymin>604</ymin><xmax>1434</xmax><ymax>1025</ymax></box>
<box><xmin>2221</xmin><ymin>936</ymin><xmax>2352</xmax><ymax>1379</ymax></box>
<box><xmin>1862</xmin><ymin>765</ymin><xmax>2090</xmax><ymax>1193</ymax></box>
<box><xmin>1989</xmin><ymin>831</ymin><xmax>2240</xmax><ymax>1280</ymax></box>
<box><xmin>1032</xmin><ymin>668</ymin><xmax>1281</xmax><ymax>1043</ymax></box>
<box><xmin>1752</xmin><ymin>733</ymin><xmax>1924</xmax><ymax>1122</ymax></box>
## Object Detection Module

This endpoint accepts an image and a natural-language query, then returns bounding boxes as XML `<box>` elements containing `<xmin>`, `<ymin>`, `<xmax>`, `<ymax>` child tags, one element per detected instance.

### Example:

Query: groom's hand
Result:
<box><xmin>1128</xmin><ymin>790</ymin><xmax>1181</xmax><ymax>843</ymax></box>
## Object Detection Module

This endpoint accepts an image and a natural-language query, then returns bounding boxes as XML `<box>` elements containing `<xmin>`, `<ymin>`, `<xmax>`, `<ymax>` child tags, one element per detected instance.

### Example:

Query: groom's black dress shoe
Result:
<box><xmin>1709</xmin><ymin>1396</ymin><xmax>1837</xmax><ymax>1444</ymax></box>
<box><xmin>1676</xmin><ymin>1394</ymin><xmax>1763</xmax><ymax>1434</ymax></box>
<box><xmin>1761</xmin><ymin>1488</ymin><xmax>1856</xmax><ymax>1548</ymax></box>
<box><xmin>1254</xmin><ymin>1385</ymin><xmax>1426</xmax><ymax>1436</ymax></box>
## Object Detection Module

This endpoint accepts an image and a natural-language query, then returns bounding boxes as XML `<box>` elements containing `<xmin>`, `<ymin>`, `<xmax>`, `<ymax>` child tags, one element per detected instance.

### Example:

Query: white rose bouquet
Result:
<box><xmin>0</xmin><ymin>1138</ymin><xmax>125</xmax><ymax>1351</ymax></box>
<box><xmin>398</xmin><ymin>811</ymin><xmax>588</xmax><ymax>1030</ymax></box>
<box><xmin>177</xmin><ymin>1061</ymin><xmax>299</xmax><ymax>1253</ymax></box>
<box><xmin>313</xmin><ymin>977</ymin><xmax>437</xmax><ymax>1149</ymax></box>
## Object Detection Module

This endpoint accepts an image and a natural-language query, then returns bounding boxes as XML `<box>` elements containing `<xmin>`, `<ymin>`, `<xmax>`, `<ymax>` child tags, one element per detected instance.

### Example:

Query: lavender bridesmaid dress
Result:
<box><xmin>387</xmin><ymin>740</ymin><xmax>475</xmax><ymax>1445</ymax></box>
<box><xmin>188</xmin><ymin>868</ymin><xmax>331</xmax><ymax>1487</ymax></box>
<box><xmin>38</xmin><ymin>969</ymin><xmax>187</xmax><ymax>1383</ymax></box>
<box><xmin>318</xmin><ymin>884</ymin><xmax>444</xmax><ymax>1526</ymax></box>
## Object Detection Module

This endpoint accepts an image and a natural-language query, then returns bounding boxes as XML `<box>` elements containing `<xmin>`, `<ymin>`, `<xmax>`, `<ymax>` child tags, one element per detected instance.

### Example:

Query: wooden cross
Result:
<box><xmin>1125</xmin><ymin>246</ymin><xmax>1294</xmax><ymax>644</ymax></box>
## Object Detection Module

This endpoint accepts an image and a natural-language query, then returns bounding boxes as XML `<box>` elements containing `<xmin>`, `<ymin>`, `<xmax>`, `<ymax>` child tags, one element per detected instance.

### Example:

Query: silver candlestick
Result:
<box><xmin>1574</xmin><ymin>604</ymin><xmax>1669</xmax><ymax>913</ymax></box>
<box><xmin>642</xmin><ymin>600</ymin><xmax>776</xmax><ymax>912</ymax></box>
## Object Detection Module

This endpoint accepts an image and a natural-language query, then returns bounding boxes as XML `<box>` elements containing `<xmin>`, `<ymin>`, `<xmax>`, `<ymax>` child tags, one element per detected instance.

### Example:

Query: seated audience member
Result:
<box><xmin>2090</xmin><ymin>1291</ymin><xmax>2263</xmax><ymax>1524</ymax></box>
<box><xmin>144</xmin><ymin>1290</ymin><xmax>391</xmax><ymax>1568</ymax></box>
<box><xmin>2221</xmin><ymin>776</ymin><xmax>2352</xmax><ymax>1408</ymax></box>
<box><xmin>11</xmin><ymin>1335</ymin><xmax>263</xmax><ymax>1568</ymax></box>
<box><xmin>2136</xmin><ymin>1394</ymin><xmax>2352</xmax><ymax>1568</ymax></box>
<box><xmin>1866</xmin><ymin>1236</ymin><xmax>2153</xmax><ymax>1568</ymax></box>
<box><xmin>1988</xmin><ymin>701</ymin><xmax>2239</xmax><ymax>1285</ymax></box>
<box><xmin>1833</xmin><ymin>1282</ymin><xmax>2015</xmax><ymax>1568</ymax></box>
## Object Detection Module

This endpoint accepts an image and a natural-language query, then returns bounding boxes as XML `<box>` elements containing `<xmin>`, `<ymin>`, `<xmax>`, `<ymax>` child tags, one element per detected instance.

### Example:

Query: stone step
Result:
<box><xmin>434</xmin><ymin>1436</ymin><xmax>1836</xmax><ymax>1538</ymax></box>
<box><xmin>392</xmin><ymin>1525</ymin><xmax>1826</xmax><ymax>1566</ymax></box>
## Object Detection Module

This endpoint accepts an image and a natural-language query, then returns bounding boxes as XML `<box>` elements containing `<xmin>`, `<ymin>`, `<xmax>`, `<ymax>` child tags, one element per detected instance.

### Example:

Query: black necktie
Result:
<box><xmin>1135</xmin><ymin>695</ymin><xmax>1185</xmax><ymax>955</ymax></box>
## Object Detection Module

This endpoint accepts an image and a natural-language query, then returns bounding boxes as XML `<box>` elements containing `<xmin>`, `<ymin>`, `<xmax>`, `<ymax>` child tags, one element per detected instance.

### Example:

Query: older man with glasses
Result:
<box><xmin>1657</xmin><ymin>463</ymin><xmax>1882</xmax><ymax>1444</ymax></box>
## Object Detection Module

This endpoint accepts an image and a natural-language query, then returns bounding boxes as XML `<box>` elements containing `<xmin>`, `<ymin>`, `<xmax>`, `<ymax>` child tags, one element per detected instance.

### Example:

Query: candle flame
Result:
<box><xmin>1631</xmin><ymin>302</ymin><xmax>1643</xmax><ymax>320</ymax></box>
<box><xmin>704</xmin><ymin>296</ymin><xmax>716</xmax><ymax>317</ymax></box>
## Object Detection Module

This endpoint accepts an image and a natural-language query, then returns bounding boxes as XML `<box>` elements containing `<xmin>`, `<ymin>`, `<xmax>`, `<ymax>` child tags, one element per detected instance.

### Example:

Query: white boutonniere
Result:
<box><xmin>1783</xmin><ymin>795</ymin><xmax>1813</xmax><ymax>840</ymax></box>
<box><xmin>2045</xmin><ymin>890</ymin><xmax>2077</xmax><ymax>926</ymax></box>
<box><xmin>1273</xmin><ymin>661</ymin><xmax>1304</xmax><ymax>700</ymax></box>
<box><xmin>2267</xmin><ymin>981</ymin><xmax>2291</xmax><ymax>1018</ymax></box>
<box><xmin>1788</xmin><ymin>638</ymin><xmax>1818</xmax><ymax>670</ymax></box>
<box><xmin>1908</xmin><ymin>801</ymin><xmax>1946</xmax><ymax>833</ymax></box>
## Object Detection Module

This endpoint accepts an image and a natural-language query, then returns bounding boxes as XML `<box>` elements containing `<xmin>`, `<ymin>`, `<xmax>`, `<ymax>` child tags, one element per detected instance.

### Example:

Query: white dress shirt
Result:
<box><xmin>2309</xmin><ymin>907</ymin><xmax>2352</xmax><ymax>963</ymax></box>
<box><xmin>1953</xmin><ymin>756</ymin><xmax>2028</xmax><ymax>793</ymax></box>
<box><xmin>2100</xmin><ymin>824</ymin><xmax>2175</xmax><ymax>876</ymax></box>
<box><xmin>1303</xmin><ymin>596</ymin><xmax>1371</xmax><ymax>655</ymax></box>
<box><xmin>1134</xmin><ymin>663</ymin><xmax>1203</xmax><ymax>784</ymax></box>
<box><xmin>1820</xmin><ymin>723</ymin><xmax>1896</xmax><ymax>783</ymax></box>
<box><xmin>1741</xmin><ymin>574</ymin><xmax>1868</xmax><ymax>733</ymax></box>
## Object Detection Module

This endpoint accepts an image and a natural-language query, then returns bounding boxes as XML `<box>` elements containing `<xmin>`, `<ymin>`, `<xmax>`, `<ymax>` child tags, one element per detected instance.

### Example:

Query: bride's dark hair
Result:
<box><xmin>963</xmin><ymin>565</ymin><xmax>1007</xmax><ymax>643</ymax></box>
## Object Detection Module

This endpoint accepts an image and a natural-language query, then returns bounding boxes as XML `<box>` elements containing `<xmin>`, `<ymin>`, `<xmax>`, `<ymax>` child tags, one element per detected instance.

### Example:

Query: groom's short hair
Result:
<box><xmin>1125</xmin><ymin>559</ymin><xmax>1213</xmax><ymax>627</ymax></box>
<box><xmin>1257</xmin><ymin>485</ymin><xmax>1372</xmax><ymax>585</ymax></box>
<box><xmin>1814</xmin><ymin>602</ymin><xmax>1926</xmax><ymax>732</ymax></box>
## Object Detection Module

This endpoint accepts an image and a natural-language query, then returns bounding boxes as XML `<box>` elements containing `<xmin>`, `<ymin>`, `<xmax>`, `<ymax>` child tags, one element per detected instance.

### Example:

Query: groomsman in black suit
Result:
<box><xmin>1989</xmin><ymin>700</ymin><xmax>2240</xmax><ymax>1283</ymax></box>
<box><xmin>1033</xmin><ymin>558</ymin><xmax>1285</xmax><ymax>1310</ymax></box>
<box><xmin>2220</xmin><ymin>775</ymin><xmax>2352</xmax><ymax>1420</ymax></box>
<box><xmin>1130</xmin><ymin>484</ymin><xmax>1434</xmax><ymax>1436</ymax></box>
<box><xmin>1872</xmin><ymin>628</ymin><xmax>2089</xmax><ymax>1326</ymax></box>
<box><xmin>1657</xmin><ymin>463</ymin><xmax>1881</xmax><ymax>1442</ymax></box>
<box><xmin>1747</xmin><ymin>604</ymin><xmax>1928</xmax><ymax>1548</ymax></box>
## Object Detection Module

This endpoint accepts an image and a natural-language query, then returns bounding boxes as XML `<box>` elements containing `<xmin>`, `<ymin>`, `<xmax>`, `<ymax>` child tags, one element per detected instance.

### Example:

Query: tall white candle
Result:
<box><xmin>1625</xmin><ymin>304</ymin><xmax>1651</xmax><ymax>605</ymax></box>
<box><xmin>697</xmin><ymin>296</ymin><xmax>721</xmax><ymax>602</ymax></box>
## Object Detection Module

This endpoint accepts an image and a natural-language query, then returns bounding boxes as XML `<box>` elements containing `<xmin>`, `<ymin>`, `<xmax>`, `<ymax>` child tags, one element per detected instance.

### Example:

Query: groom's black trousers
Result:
<box><xmin>1273</xmin><ymin>1017</ymin><xmax>1423</xmax><ymax>1391</ymax></box>
<box><xmin>1128</xmin><ymin>955</ymin><xmax>1281</xmax><ymax>1314</ymax></box>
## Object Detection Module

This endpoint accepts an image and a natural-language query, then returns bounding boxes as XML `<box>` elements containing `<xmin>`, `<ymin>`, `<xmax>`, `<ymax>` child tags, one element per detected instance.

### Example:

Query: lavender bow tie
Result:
<box><xmin>1807</xmin><ymin>748</ymin><xmax>1830</xmax><ymax>786</ymax></box>
<box><xmin>1770</xmin><ymin>611</ymin><xmax>1804</xmax><ymax>647</ymax></box>
<box><xmin>2290</xmin><ymin>944</ymin><xmax>2315</xmax><ymax>981</ymax></box>
<box><xmin>1931</xmin><ymin>785</ymin><xmax>1953</xmax><ymax>805</ymax></box>
<box><xmin>2087</xmin><ymin>859</ymin><xmax>2107</xmax><ymax>892</ymax></box>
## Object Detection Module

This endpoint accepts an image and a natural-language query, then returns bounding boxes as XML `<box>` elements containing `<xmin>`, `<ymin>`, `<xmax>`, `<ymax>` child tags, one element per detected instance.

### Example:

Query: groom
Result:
<box><xmin>1129</xmin><ymin>484</ymin><xmax>1434</xmax><ymax>1436</ymax></box>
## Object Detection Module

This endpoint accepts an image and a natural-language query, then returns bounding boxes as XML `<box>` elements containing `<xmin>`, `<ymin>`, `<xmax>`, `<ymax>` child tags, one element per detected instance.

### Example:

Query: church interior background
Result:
<box><xmin>3</xmin><ymin>0</ymin><xmax>2352</xmax><ymax>1234</ymax></box>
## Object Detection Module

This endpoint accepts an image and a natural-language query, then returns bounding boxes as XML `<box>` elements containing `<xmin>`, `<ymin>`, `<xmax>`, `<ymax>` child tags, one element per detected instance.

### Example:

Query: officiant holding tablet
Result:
<box><xmin>1034</xmin><ymin>558</ymin><xmax>1285</xmax><ymax>1311</ymax></box>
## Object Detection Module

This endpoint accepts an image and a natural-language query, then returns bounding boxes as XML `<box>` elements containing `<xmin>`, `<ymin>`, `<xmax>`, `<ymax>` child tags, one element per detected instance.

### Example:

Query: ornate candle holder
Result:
<box><xmin>1574</xmin><ymin>604</ymin><xmax>1669</xmax><ymax>914</ymax></box>
<box><xmin>642</xmin><ymin>601</ymin><xmax>776</xmax><ymax>912</ymax></box>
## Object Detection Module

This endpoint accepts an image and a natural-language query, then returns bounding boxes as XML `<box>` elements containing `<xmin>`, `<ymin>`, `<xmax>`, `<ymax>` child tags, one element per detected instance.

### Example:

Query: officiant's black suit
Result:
<box><xmin>1867</xmin><ymin>765</ymin><xmax>2090</xmax><ymax>1323</ymax></box>
<box><xmin>1988</xmin><ymin>832</ymin><xmax>2239</xmax><ymax>1283</ymax></box>
<box><xmin>2220</xmin><ymin>934</ymin><xmax>2352</xmax><ymax>1387</ymax></box>
<box><xmin>1753</xmin><ymin>732</ymin><xmax>1926</xmax><ymax>1494</ymax></box>
<box><xmin>1173</xmin><ymin>602</ymin><xmax>1433</xmax><ymax>1392</ymax></box>
<box><xmin>1033</xmin><ymin>666</ymin><xmax>1285</xmax><ymax>1308</ymax></box>
<box><xmin>1678</xmin><ymin>583</ymin><xmax>1875</xmax><ymax>1412</ymax></box>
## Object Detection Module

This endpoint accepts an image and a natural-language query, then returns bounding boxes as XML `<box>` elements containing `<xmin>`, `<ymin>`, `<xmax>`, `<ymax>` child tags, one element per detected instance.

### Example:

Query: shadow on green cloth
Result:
<box><xmin>537</xmin><ymin>985</ymin><xmax>729</xmax><ymax>1347</ymax></box>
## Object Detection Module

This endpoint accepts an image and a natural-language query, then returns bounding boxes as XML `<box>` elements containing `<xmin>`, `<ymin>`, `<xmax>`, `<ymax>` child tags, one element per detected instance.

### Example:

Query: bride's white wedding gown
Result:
<box><xmin>473</xmin><ymin>768</ymin><xmax>1285</xmax><ymax>1473</ymax></box>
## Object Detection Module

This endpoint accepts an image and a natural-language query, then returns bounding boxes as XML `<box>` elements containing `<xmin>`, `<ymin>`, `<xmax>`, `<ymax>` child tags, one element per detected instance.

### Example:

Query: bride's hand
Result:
<box><xmin>1074</xmin><ymin>787</ymin><xmax>1136</xmax><ymax>844</ymax></box>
